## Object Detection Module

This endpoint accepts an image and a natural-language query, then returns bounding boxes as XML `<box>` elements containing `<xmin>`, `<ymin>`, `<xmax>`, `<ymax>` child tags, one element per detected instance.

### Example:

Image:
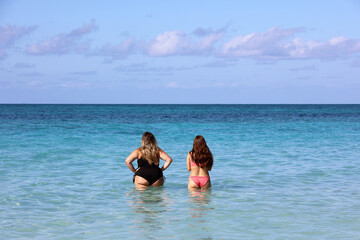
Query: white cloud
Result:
<box><xmin>145</xmin><ymin>29</ymin><xmax>223</xmax><ymax>57</ymax></box>
<box><xmin>218</xmin><ymin>27</ymin><xmax>360</xmax><ymax>60</ymax></box>
<box><xmin>146</xmin><ymin>31</ymin><xmax>188</xmax><ymax>56</ymax></box>
<box><xmin>27</xmin><ymin>20</ymin><xmax>96</xmax><ymax>55</ymax></box>
<box><xmin>10</xmin><ymin>23</ymin><xmax>360</xmax><ymax>63</ymax></box>
<box><xmin>0</xmin><ymin>24</ymin><xmax>37</xmax><ymax>48</ymax></box>
<box><xmin>218</xmin><ymin>27</ymin><xmax>303</xmax><ymax>58</ymax></box>
<box><xmin>95</xmin><ymin>37</ymin><xmax>135</xmax><ymax>59</ymax></box>
<box><xmin>287</xmin><ymin>36</ymin><xmax>360</xmax><ymax>59</ymax></box>
<box><xmin>68</xmin><ymin>20</ymin><xmax>97</xmax><ymax>37</ymax></box>
<box><xmin>0</xmin><ymin>24</ymin><xmax>37</xmax><ymax>59</ymax></box>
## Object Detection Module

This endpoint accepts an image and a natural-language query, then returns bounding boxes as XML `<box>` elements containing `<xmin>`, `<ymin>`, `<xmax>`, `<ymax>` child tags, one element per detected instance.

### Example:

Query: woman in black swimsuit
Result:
<box><xmin>125</xmin><ymin>132</ymin><xmax>172</xmax><ymax>188</ymax></box>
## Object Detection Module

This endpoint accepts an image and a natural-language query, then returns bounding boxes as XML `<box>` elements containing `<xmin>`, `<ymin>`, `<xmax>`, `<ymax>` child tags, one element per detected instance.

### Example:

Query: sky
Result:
<box><xmin>1</xmin><ymin>0</ymin><xmax>360</xmax><ymax>103</ymax></box>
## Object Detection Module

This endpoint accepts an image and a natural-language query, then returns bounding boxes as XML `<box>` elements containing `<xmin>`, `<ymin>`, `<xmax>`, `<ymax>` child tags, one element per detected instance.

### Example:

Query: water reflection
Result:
<box><xmin>188</xmin><ymin>188</ymin><xmax>213</xmax><ymax>219</ymax></box>
<box><xmin>187</xmin><ymin>189</ymin><xmax>214</xmax><ymax>239</ymax></box>
<box><xmin>126</xmin><ymin>187</ymin><xmax>172</xmax><ymax>239</ymax></box>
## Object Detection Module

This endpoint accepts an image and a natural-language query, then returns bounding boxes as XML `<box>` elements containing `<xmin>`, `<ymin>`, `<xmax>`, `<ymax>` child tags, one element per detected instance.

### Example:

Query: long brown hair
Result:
<box><xmin>139</xmin><ymin>132</ymin><xmax>160</xmax><ymax>166</ymax></box>
<box><xmin>190</xmin><ymin>135</ymin><xmax>213</xmax><ymax>170</ymax></box>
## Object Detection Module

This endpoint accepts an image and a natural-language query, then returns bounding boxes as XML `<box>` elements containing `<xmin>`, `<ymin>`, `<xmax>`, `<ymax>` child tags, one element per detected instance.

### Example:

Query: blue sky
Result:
<box><xmin>1</xmin><ymin>0</ymin><xmax>360</xmax><ymax>103</ymax></box>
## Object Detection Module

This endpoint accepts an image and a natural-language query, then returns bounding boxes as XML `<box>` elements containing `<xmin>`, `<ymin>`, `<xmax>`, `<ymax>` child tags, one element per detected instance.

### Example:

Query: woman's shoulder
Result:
<box><xmin>135</xmin><ymin>148</ymin><xmax>142</xmax><ymax>157</ymax></box>
<box><xmin>159</xmin><ymin>147</ymin><xmax>169</xmax><ymax>154</ymax></box>
<box><xmin>187</xmin><ymin>151</ymin><xmax>193</xmax><ymax>160</ymax></box>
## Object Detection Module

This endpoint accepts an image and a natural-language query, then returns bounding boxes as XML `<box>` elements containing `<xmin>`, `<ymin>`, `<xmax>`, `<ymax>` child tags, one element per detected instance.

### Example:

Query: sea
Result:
<box><xmin>1</xmin><ymin>104</ymin><xmax>360</xmax><ymax>239</ymax></box>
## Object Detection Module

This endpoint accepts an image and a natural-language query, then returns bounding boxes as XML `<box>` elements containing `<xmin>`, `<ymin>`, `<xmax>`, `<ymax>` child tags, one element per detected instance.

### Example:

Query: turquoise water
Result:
<box><xmin>1</xmin><ymin>104</ymin><xmax>360</xmax><ymax>239</ymax></box>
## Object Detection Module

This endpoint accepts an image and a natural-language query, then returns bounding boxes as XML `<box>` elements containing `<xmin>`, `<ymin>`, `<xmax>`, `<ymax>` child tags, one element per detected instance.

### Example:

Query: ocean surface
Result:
<box><xmin>1</xmin><ymin>104</ymin><xmax>360</xmax><ymax>239</ymax></box>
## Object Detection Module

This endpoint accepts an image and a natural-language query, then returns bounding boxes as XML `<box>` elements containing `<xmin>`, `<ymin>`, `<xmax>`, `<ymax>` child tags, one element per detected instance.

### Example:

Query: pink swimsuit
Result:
<box><xmin>189</xmin><ymin>159</ymin><xmax>210</xmax><ymax>188</ymax></box>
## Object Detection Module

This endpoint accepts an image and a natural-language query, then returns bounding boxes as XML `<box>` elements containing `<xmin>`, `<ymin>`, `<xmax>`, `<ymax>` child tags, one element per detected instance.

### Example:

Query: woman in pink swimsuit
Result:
<box><xmin>187</xmin><ymin>135</ymin><xmax>213</xmax><ymax>189</ymax></box>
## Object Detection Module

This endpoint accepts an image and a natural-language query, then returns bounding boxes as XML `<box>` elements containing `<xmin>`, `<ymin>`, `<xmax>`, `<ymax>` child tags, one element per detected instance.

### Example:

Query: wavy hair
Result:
<box><xmin>139</xmin><ymin>132</ymin><xmax>160</xmax><ymax>166</ymax></box>
<box><xmin>190</xmin><ymin>135</ymin><xmax>213</xmax><ymax>170</ymax></box>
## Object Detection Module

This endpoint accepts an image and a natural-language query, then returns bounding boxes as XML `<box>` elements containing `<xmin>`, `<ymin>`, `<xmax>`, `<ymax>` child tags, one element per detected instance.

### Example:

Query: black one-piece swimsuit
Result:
<box><xmin>134</xmin><ymin>158</ymin><xmax>163</xmax><ymax>185</ymax></box>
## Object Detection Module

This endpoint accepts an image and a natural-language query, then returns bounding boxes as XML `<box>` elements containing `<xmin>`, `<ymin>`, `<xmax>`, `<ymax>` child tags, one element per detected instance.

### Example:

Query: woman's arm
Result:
<box><xmin>186</xmin><ymin>152</ymin><xmax>191</xmax><ymax>171</ymax></box>
<box><xmin>159</xmin><ymin>149</ymin><xmax>172</xmax><ymax>171</ymax></box>
<box><xmin>125</xmin><ymin>149</ymin><xmax>139</xmax><ymax>173</ymax></box>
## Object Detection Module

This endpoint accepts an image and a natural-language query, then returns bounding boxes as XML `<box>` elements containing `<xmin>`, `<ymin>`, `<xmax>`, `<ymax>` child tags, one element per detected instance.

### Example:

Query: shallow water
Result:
<box><xmin>1</xmin><ymin>104</ymin><xmax>360</xmax><ymax>239</ymax></box>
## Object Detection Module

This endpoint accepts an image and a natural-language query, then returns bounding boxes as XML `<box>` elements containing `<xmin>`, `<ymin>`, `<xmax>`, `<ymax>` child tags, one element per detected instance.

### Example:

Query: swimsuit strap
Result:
<box><xmin>190</xmin><ymin>155</ymin><xmax>207</xmax><ymax>168</ymax></box>
<box><xmin>189</xmin><ymin>153</ymin><xmax>199</xmax><ymax>167</ymax></box>
<box><xmin>190</xmin><ymin>159</ymin><xmax>198</xmax><ymax>167</ymax></box>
